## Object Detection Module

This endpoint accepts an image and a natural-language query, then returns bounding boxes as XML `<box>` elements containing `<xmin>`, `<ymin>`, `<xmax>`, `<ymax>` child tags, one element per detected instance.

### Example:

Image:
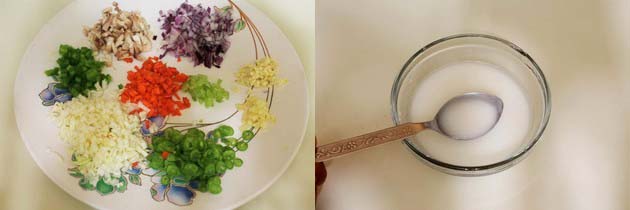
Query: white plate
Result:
<box><xmin>14</xmin><ymin>0</ymin><xmax>308</xmax><ymax>209</ymax></box>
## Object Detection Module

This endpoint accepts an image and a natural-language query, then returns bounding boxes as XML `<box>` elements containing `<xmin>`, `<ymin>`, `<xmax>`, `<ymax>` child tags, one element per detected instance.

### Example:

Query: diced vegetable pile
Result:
<box><xmin>182</xmin><ymin>74</ymin><xmax>229</xmax><ymax>108</ymax></box>
<box><xmin>237</xmin><ymin>96</ymin><xmax>275</xmax><ymax>130</ymax></box>
<box><xmin>158</xmin><ymin>2</ymin><xmax>236</xmax><ymax>69</ymax></box>
<box><xmin>120</xmin><ymin>57</ymin><xmax>191</xmax><ymax>117</ymax></box>
<box><xmin>45</xmin><ymin>45</ymin><xmax>111</xmax><ymax>97</ymax></box>
<box><xmin>147</xmin><ymin>126</ymin><xmax>252</xmax><ymax>194</ymax></box>
<box><xmin>83</xmin><ymin>2</ymin><xmax>153</xmax><ymax>63</ymax></box>
<box><xmin>235</xmin><ymin>57</ymin><xmax>286</xmax><ymax>89</ymax></box>
<box><xmin>51</xmin><ymin>87</ymin><xmax>147</xmax><ymax>186</ymax></box>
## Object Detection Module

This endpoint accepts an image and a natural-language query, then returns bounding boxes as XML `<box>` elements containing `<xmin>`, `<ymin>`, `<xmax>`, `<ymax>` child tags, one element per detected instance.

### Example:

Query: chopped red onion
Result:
<box><xmin>158</xmin><ymin>2</ymin><xmax>236</xmax><ymax>69</ymax></box>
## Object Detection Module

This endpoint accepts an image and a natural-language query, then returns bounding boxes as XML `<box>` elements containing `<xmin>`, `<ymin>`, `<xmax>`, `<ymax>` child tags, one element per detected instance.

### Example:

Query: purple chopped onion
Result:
<box><xmin>159</xmin><ymin>2</ymin><xmax>236</xmax><ymax>69</ymax></box>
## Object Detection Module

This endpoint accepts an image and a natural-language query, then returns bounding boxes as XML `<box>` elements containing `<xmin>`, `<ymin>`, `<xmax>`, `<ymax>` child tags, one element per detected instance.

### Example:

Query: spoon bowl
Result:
<box><xmin>315</xmin><ymin>92</ymin><xmax>504</xmax><ymax>162</ymax></box>
<box><xmin>391</xmin><ymin>34</ymin><xmax>551</xmax><ymax>176</ymax></box>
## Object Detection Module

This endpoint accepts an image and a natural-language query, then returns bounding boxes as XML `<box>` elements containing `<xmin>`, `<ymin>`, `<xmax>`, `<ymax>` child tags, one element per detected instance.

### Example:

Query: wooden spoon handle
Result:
<box><xmin>315</xmin><ymin>122</ymin><xmax>426</xmax><ymax>162</ymax></box>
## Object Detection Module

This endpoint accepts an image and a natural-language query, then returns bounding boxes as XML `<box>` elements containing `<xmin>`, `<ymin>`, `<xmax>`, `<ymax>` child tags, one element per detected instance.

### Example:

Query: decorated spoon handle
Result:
<box><xmin>315</xmin><ymin>122</ymin><xmax>426</xmax><ymax>162</ymax></box>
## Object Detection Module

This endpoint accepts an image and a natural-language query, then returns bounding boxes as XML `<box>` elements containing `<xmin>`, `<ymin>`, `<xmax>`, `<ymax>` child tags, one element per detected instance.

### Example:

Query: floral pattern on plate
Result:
<box><xmin>39</xmin><ymin>83</ymin><xmax>72</xmax><ymax>106</ymax></box>
<box><xmin>149</xmin><ymin>171</ymin><xmax>196</xmax><ymax>206</ymax></box>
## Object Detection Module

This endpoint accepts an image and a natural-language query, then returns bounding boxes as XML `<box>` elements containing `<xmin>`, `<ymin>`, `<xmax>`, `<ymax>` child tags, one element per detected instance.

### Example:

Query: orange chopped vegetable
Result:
<box><xmin>120</xmin><ymin>57</ymin><xmax>190</xmax><ymax>117</ymax></box>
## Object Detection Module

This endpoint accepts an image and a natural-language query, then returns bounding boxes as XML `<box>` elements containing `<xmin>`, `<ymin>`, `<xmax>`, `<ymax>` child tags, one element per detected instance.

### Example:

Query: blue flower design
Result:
<box><xmin>141</xmin><ymin>115</ymin><xmax>167</xmax><ymax>136</ymax></box>
<box><xmin>39</xmin><ymin>82</ymin><xmax>72</xmax><ymax>106</ymax></box>
<box><xmin>149</xmin><ymin>171</ymin><xmax>196</xmax><ymax>206</ymax></box>
<box><xmin>39</xmin><ymin>83</ymin><xmax>72</xmax><ymax>106</ymax></box>
<box><xmin>125</xmin><ymin>165</ymin><xmax>144</xmax><ymax>186</ymax></box>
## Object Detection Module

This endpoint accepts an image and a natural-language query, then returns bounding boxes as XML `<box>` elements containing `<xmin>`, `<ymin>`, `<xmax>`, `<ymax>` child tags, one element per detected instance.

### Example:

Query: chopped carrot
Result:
<box><xmin>122</xmin><ymin>57</ymin><xmax>134</xmax><ymax>63</ymax></box>
<box><xmin>119</xmin><ymin>57</ymin><xmax>190</xmax><ymax>117</ymax></box>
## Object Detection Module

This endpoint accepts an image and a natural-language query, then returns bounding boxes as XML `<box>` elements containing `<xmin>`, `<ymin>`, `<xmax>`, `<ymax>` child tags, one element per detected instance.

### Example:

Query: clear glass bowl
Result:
<box><xmin>391</xmin><ymin>34</ymin><xmax>551</xmax><ymax>176</ymax></box>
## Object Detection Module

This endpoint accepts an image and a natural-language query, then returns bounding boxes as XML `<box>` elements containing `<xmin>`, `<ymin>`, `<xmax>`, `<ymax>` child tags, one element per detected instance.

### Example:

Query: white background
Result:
<box><xmin>316</xmin><ymin>0</ymin><xmax>630</xmax><ymax>209</ymax></box>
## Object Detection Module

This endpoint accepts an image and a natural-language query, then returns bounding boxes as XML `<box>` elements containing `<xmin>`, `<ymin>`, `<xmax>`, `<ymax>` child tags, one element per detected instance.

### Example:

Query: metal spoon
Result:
<box><xmin>315</xmin><ymin>92</ymin><xmax>503</xmax><ymax>162</ymax></box>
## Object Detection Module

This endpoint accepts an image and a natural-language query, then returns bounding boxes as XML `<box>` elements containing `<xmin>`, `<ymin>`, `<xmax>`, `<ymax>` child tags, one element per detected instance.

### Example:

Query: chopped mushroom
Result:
<box><xmin>84</xmin><ymin>2</ymin><xmax>152</xmax><ymax>64</ymax></box>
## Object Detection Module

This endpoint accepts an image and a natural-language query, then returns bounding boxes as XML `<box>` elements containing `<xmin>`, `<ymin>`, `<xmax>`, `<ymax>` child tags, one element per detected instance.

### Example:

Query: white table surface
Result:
<box><xmin>316</xmin><ymin>0</ymin><xmax>630</xmax><ymax>209</ymax></box>
<box><xmin>0</xmin><ymin>0</ymin><xmax>314</xmax><ymax>209</ymax></box>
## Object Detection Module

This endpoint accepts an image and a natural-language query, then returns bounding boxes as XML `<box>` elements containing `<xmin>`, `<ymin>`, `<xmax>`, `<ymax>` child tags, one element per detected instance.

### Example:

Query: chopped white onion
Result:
<box><xmin>51</xmin><ymin>87</ymin><xmax>147</xmax><ymax>185</ymax></box>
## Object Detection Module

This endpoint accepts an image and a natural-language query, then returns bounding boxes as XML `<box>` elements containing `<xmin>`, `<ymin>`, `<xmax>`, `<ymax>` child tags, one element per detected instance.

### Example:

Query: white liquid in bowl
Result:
<box><xmin>436</xmin><ymin>97</ymin><xmax>500</xmax><ymax>140</ymax></box>
<box><xmin>406</xmin><ymin>61</ymin><xmax>531</xmax><ymax>166</ymax></box>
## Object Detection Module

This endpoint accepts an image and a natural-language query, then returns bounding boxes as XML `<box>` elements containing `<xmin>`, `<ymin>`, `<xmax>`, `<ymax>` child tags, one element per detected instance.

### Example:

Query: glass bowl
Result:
<box><xmin>391</xmin><ymin>34</ymin><xmax>551</xmax><ymax>176</ymax></box>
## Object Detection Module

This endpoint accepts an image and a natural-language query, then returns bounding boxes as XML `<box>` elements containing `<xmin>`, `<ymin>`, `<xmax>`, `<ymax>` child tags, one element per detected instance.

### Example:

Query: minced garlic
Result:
<box><xmin>236</xmin><ymin>96</ymin><xmax>275</xmax><ymax>130</ymax></box>
<box><xmin>235</xmin><ymin>57</ymin><xmax>287</xmax><ymax>89</ymax></box>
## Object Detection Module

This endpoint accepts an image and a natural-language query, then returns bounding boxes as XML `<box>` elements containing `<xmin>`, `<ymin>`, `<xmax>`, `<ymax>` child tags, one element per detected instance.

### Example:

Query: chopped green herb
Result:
<box><xmin>182</xmin><ymin>74</ymin><xmax>229</xmax><ymax>108</ymax></box>
<box><xmin>45</xmin><ymin>44</ymin><xmax>110</xmax><ymax>97</ymax></box>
